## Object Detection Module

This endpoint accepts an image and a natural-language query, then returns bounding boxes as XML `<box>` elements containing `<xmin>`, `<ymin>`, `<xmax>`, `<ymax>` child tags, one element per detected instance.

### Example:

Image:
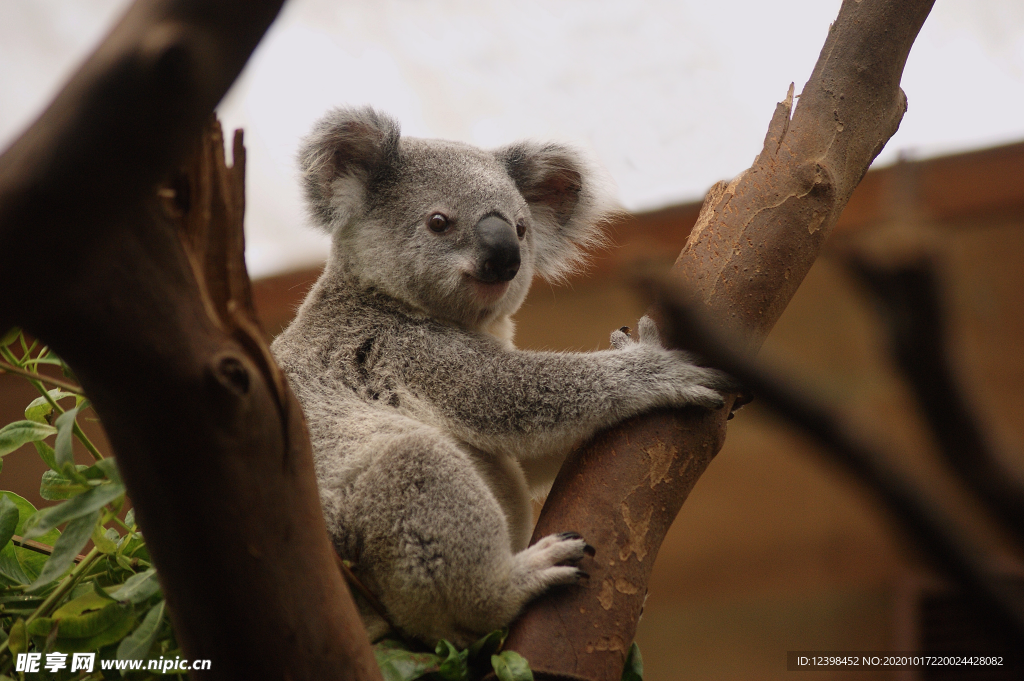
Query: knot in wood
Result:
<box><xmin>794</xmin><ymin>160</ymin><xmax>835</xmax><ymax>198</ymax></box>
<box><xmin>212</xmin><ymin>353</ymin><xmax>250</xmax><ymax>397</ymax></box>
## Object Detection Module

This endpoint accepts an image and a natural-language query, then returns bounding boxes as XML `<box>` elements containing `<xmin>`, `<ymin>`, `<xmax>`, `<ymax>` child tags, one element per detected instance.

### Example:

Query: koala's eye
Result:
<box><xmin>516</xmin><ymin>221</ymin><xmax>527</xmax><ymax>239</ymax></box>
<box><xmin>427</xmin><ymin>213</ymin><xmax>450</xmax><ymax>233</ymax></box>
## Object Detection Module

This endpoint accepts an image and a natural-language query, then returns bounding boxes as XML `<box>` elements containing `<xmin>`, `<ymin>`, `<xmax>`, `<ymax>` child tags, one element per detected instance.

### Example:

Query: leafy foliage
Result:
<box><xmin>0</xmin><ymin>330</ymin><xmax>179</xmax><ymax>679</ymax></box>
<box><xmin>372</xmin><ymin>629</ymin><xmax>534</xmax><ymax>681</ymax></box>
<box><xmin>373</xmin><ymin>632</ymin><xmax>643</xmax><ymax>681</ymax></box>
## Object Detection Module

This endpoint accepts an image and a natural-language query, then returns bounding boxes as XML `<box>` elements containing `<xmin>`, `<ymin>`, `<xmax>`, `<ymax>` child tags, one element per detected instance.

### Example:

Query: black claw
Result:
<box><xmin>576</xmin><ymin>569</ymin><xmax>590</xmax><ymax>580</ymax></box>
<box><xmin>558</xmin><ymin>531</ymin><xmax>583</xmax><ymax>541</ymax></box>
<box><xmin>583</xmin><ymin>544</ymin><xmax>596</xmax><ymax>557</ymax></box>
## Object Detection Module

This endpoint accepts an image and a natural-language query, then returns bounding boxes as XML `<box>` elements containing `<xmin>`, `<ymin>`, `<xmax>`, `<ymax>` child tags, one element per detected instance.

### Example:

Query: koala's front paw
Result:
<box><xmin>609</xmin><ymin>314</ymin><xmax>669</xmax><ymax>350</ymax></box>
<box><xmin>611</xmin><ymin>315</ymin><xmax>733</xmax><ymax>410</ymax></box>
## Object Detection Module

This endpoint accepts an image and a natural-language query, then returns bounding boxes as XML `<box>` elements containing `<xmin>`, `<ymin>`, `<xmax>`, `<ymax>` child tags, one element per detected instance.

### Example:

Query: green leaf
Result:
<box><xmin>44</xmin><ymin>459</ymin><xmax>113</xmax><ymax>493</ymax></box>
<box><xmin>22</xmin><ymin>480</ymin><xmax>124</xmax><ymax>539</ymax></box>
<box><xmin>0</xmin><ymin>420</ymin><xmax>57</xmax><ymax>457</ymax></box>
<box><xmin>124</xmin><ymin>508</ymin><xmax>135</xmax><ymax>529</ymax></box>
<box><xmin>28</xmin><ymin>510</ymin><xmax>99</xmax><ymax>591</ymax></box>
<box><xmin>53</xmin><ymin>406</ymin><xmax>81</xmax><ymax>469</ymax></box>
<box><xmin>33</xmin><ymin>592</ymin><xmax>128</xmax><ymax>641</ymax></box>
<box><xmin>0</xmin><ymin>544</ymin><xmax>31</xmax><ymax>585</ymax></box>
<box><xmin>34</xmin><ymin>440</ymin><xmax>59</xmax><ymax>471</ymax></box>
<box><xmin>373</xmin><ymin>639</ymin><xmax>441</xmax><ymax>681</ymax></box>
<box><xmin>0</xmin><ymin>493</ymin><xmax>59</xmax><ymax>584</ymax></box>
<box><xmin>24</xmin><ymin>390</ymin><xmax>75</xmax><ymax>424</ymax></box>
<box><xmin>468</xmin><ymin>628</ymin><xmax>507</xmax><ymax>661</ymax></box>
<box><xmin>7</xmin><ymin>618</ymin><xmax>27</xmax><ymax>655</ymax></box>
<box><xmin>24</xmin><ymin>356</ymin><xmax>65</xmax><ymax>368</ymax></box>
<box><xmin>54</xmin><ymin>589</ymin><xmax>115</xmax><ymax>620</ymax></box>
<box><xmin>0</xmin><ymin>495</ymin><xmax>19</xmax><ymax>549</ymax></box>
<box><xmin>40</xmin><ymin>469</ymin><xmax>91</xmax><ymax>500</ymax></box>
<box><xmin>109</xmin><ymin>568</ymin><xmax>162</xmax><ymax>604</ymax></box>
<box><xmin>117</xmin><ymin>533</ymin><xmax>150</xmax><ymax>564</ymax></box>
<box><xmin>0</xmin><ymin>492</ymin><xmax>60</xmax><ymax>544</ymax></box>
<box><xmin>92</xmin><ymin>522</ymin><xmax>118</xmax><ymax>554</ymax></box>
<box><xmin>621</xmin><ymin>642</ymin><xmax>643</xmax><ymax>681</ymax></box>
<box><xmin>0</xmin><ymin>327</ymin><xmax>20</xmax><ymax>347</ymax></box>
<box><xmin>492</xmin><ymin>651</ymin><xmax>533</xmax><ymax>681</ymax></box>
<box><xmin>48</xmin><ymin>605</ymin><xmax>135</xmax><ymax>653</ymax></box>
<box><xmin>117</xmin><ymin>599</ymin><xmax>165</xmax><ymax>661</ymax></box>
<box><xmin>92</xmin><ymin>457</ymin><xmax>121</xmax><ymax>485</ymax></box>
<box><xmin>25</xmin><ymin>616</ymin><xmax>55</xmax><ymax>637</ymax></box>
<box><xmin>435</xmin><ymin>639</ymin><xmax>469</xmax><ymax>681</ymax></box>
<box><xmin>13</xmin><ymin>546</ymin><xmax>51</xmax><ymax>584</ymax></box>
<box><xmin>92</xmin><ymin>579</ymin><xmax>114</xmax><ymax>600</ymax></box>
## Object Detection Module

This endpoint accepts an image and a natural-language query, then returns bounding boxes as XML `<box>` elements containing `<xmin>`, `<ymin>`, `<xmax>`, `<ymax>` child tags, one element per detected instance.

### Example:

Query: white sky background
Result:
<box><xmin>2</xmin><ymin>1</ymin><xmax>1024</xmax><ymax>278</ymax></box>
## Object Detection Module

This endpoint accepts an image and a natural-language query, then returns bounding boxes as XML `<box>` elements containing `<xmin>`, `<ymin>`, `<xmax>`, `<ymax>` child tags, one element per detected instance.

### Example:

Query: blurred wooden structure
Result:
<box><xmin>3</xmin><ymin>139</ymin><xmax>1023</xmax><ymax>679</ymax></box>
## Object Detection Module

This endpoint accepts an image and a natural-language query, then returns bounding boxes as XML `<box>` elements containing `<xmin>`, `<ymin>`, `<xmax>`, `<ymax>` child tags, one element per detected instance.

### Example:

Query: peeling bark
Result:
<box><xmin>505</xmin><ymin>2</ymin><xmax>936</xmax><ymax>679</ymax></box>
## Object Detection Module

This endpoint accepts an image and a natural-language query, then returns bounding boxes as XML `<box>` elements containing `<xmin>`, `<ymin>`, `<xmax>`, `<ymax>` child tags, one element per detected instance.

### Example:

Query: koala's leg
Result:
<box><xmin>339</xmin><ymin>422</ymin><xmax>586</xmax><ymax>647</ymax></box>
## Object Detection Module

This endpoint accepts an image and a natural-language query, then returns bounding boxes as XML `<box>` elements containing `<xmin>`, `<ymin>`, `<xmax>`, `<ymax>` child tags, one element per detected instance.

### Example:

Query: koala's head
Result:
<box><xmin>299</xmin><ymin>106</ymin><xmax>616</xmax><ymax>338</ymax></box>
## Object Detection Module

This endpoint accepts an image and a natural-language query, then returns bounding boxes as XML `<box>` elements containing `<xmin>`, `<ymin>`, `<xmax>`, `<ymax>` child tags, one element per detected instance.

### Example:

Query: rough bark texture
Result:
<box><xmin>504</xmin><ymin>2</ymin><xmax>936</xmax><ymax>679</ymax></box>
<box><xmin>678</xmin><ymin>0</ymin><xmax>934</xmax><ymax>349</ymax></box>
<box><xmin>0</xmin><ymin>2</ymin><xmax>380</xmax><ymax>679</ymax></box>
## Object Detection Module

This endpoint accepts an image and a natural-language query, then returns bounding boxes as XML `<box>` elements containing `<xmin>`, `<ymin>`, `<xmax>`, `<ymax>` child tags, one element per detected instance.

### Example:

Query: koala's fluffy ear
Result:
<box><xmin>298</xmin><ymin>107</ymin><xmax>400</xmax><ymax>233</ymax></box>
<box><xmin>495</xmin><ymin>142</ymin><xmax>617</xmax><ymax>281</ymax></box>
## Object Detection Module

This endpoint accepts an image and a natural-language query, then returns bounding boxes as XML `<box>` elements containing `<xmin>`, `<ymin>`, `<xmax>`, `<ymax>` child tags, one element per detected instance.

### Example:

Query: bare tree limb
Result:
<box><xmin>0</xmin><ymin>2</ymin><xmax>381</xmax><ymax>679</ymax></box>
<box><xmin>846</xmin><ymin>257</ymin><xmax>1024</xmax><ymax>551</ymax></box>
<box><xmin>505</xmin><ymin>2</ymin><xmax>936</xmax><ymax>679</ymax></box>
<box><xmin>651</xmin><ymin>277</ymin><xmax>1024</xmax><ymax>642</ymax></box>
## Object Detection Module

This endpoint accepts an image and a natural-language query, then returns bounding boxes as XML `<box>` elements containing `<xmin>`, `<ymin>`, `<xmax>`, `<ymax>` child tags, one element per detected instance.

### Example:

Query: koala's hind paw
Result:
<box><xmin>511</xmin><ymin>532</ymin><xmax>590</xmax><ymax>596</ymax></box>
<box><xmin>530</xmin><ymin>532</ymin><xmax>588</xmax><ymax>566</ymax></box>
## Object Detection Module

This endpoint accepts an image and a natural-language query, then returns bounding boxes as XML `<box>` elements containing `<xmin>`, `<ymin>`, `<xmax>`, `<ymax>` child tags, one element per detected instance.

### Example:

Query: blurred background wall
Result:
<box><xmin>5</xmin><ymin>0</ymin><xmax>1024</xmax><ymax>278</ymax></box>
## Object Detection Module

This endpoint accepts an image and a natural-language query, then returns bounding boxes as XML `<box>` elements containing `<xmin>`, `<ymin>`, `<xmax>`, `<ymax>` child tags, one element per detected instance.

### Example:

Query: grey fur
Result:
<box><xmin>272</xmin><ymin>106</ymin><xmax>730</xmax><ymax>647</ymax></box>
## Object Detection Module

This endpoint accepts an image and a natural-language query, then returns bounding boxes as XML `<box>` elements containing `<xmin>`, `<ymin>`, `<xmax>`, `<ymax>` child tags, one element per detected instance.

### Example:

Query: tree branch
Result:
<box><xmin>651</xmin><ymin>277</ymin><xmax>1024</xmax><ymax>641</ymax></box>
<box><xmin>505</xmin><ymin>2</ymin><xmax>936</xmax><ymax>679</ymax></box>
<box><xmin>845</xmin><ymin>256</ymin><xmax>1024</xmax><ymax>551</ymax></box>
<box><xmin>0</xmin><ymin>2</ymin><xmax>381</xmax><ymax>679</ymax></box>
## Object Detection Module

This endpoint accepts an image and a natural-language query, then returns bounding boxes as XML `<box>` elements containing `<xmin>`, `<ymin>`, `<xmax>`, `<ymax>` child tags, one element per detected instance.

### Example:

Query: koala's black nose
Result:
<box><xmin>476</xmin><ymin>215</ymin><xmax>521</xmax><ymax>283</ymax></box>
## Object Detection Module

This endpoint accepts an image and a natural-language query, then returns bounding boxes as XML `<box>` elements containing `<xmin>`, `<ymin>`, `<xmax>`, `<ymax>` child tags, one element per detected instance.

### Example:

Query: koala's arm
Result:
<box><xmin>391</xmin><ymin>317</ymin><xmax>729</xmax><ymax>460</ymax></box>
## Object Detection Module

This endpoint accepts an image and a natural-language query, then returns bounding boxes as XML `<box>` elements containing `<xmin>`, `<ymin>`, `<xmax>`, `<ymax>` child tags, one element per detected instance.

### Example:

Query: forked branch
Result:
<box><xmin>505</xmin><ymin>2</ymin><xmax>936</xmax><ymax>679</ymax></box>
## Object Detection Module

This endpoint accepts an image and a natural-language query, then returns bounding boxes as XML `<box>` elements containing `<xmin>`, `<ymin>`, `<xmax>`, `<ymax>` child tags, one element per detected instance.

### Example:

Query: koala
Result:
<box><xmin>270</xmin><ymin>107</ymin><xmax>730</xmax><ymax>648</ymax></box>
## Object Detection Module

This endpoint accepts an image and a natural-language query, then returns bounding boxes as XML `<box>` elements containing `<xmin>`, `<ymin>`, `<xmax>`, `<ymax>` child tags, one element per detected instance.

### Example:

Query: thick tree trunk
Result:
<box><xmin>504</xmin><ymin>2</ymin><xmax>936</xmax><ymax>679</ymax></box>
<box><xmin>0</xmin><ymin>2</ymin><xmax>380</xmax><ymax>679</ymax></box>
